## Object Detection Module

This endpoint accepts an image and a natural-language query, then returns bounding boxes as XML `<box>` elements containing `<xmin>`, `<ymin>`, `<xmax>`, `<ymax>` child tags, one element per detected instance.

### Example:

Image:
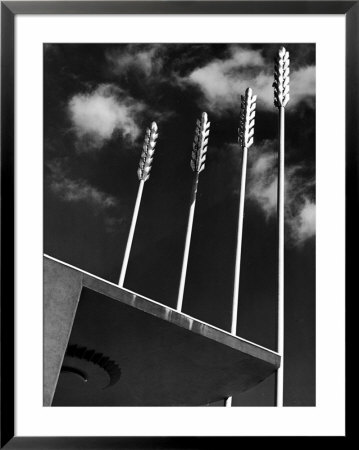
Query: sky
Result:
<box><xmin>44</xmin><ymin>43</ymin><xmax>315</xmax><ymax>406</ymax></box>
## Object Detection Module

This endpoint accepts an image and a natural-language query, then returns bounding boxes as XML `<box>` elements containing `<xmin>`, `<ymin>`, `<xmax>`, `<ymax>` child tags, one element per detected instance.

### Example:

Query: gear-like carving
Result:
<box><xmin>63</xmin><ymin>344</ymin><xmax>122</xmax><ymax>389</ymax></box>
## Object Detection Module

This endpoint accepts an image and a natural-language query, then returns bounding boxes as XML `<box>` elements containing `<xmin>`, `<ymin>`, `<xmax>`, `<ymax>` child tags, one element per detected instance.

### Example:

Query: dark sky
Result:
<box><xmin>44</xmin><ymin>43</ymin><xmax>315</xmax><ymax>406</ymax></box>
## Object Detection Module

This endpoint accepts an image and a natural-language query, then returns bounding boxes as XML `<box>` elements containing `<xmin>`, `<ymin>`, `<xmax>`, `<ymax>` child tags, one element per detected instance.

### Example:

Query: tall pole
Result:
<box><xmin>273</xmin><ymin>46</ymin><xmax>290</xmax><ymax>407</ymax></box>
<box><xmin>226</xmin><ymin>88</ymin><xmax>257</xmax><ymax>408</ymax></box>
<box><xmin>176</xmin><ymin>112</ymin><xmax>210</xmax><ymax>312</ymax></box>
<box><xmin>231</xmin><ymin>88</ymin><xmax>257</xmax><ymax>335</ymax></box>
<box><xmin>118</xmin><ymin>180</ymin><xmax>144</xmax><ymax>287</ymax></box>
<box><xmin>118</xmin><ymin>122</ymin><xmax>159</xmax><ymax>288</ymax></box>
<box><xmin>177</xmin><ymin>172</ymin><xmax>199</xmax><ymax>311</ymax></box>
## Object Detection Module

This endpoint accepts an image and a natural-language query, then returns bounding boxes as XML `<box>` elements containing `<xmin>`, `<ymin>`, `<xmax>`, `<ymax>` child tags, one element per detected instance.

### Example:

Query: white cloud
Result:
<box><xmin>288</xmin><ymin>199</ymin><xmax>316</xmax><ymax>243</ymax></box>
<box><xmin>247</xmin><ymin>140</ymin><xmax>278</xmax><ymax>218</ymax></box>
<box><xmin>180</xmin><ymin>46</ymin><xmax>315</xmax><ymax>113</ymax></box>
<box><xmin>68</xmin><ymin>84</ymin><xmax>145</xmax><ymax>150</ymax></box>
<box><xmin>246</xmin><ymin>140</ymin><xmax>315</xmax><ymax>245</ymax></box>
<box><xmin>51</xmin><ymin>178</ymin><xmax>116</xmax><ymax>208</ymax></box>
<box><xmin>48</xmin><ymin>160</ymin><xmax>116</xmax><ymax>210</ymax></box>
<box><xmin>106</xmin><ymin>45</ymin><xmax>163</xmax><ymax>77</ymax></box>
<box><xmin>291</xmin><ymin>66</ymin><xmax>316</xmax><ymax>108</ymax></box>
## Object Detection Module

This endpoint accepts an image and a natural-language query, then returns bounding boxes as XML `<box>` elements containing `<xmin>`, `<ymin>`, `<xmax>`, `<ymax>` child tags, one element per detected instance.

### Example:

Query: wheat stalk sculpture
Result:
<box><xmin>273</xmin><ymin>46</ymin><xmax>290</xmax><ymax>108</ymax></box>
<box><xmin>137</xmin><ymin>122</ymin><xmax>159</xmax><ymax>182</ymax></box>
<box><xmin>176</xmin><ymin>112</ymin><xmax>210</xmax><ymax>312</ymax></box>
<box><xmin>191</xmin><ymin>112</ymin><xmax>210</xmax><ymax>173</ymax></box>
<box><xmin>118</xmin><ymin>122</ymin><xmax>159</xmax><ymax>287</ymax></box>
<box><xmin>273</xmin><ymin>46</ymin><xmax>290</xmax><ymax>407</ymax></box>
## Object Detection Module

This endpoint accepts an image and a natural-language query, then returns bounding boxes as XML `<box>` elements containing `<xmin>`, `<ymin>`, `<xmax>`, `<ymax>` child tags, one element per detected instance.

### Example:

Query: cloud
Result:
<box><xmin>247</xmin><ymin>145</ymin><xmax>278</xmax><ymax>217</ymax></box>
<box><xmin>104</xmin><ymin>216</ymin><xmax>127</xmax><ymax>234</ymax></box>
<box><xmin>246</xmin><ymin>140</ymin><xmax>315</xmax><ymax>245</ymax></box>
<box><xmin>48</xmin><ymin>160</ymin><xmax>116</xmax><ymax>210</ymax></box>
<box><xmin>290</xmin><ymin>66</ymin><xmax>316</xmax><ymax>108</ymax></box>
<box><xmin>178</xmin><ymin>46</ymin><xmax>315</xmax><ymax>113</ymax></box>
<box><xmin>68</xmin><ymin>84</ymin><xmax>145</xmax><ymax>150</ymax></box>
<box><xmin>106</xmin><ymin>45</ymin><xmax>163</xmax><ymax>77</ymax></box>
<box><xmin>288</xmin><ymin>199</ymin><xmax>316</xmax><ymax>244</ymax></box>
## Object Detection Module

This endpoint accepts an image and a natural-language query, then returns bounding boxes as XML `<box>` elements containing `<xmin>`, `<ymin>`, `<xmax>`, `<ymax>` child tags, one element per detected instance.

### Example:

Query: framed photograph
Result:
<box><xmin>1</xmin><ymin>1</ymin><xmax>352</xmax><ymax>447</ymax></box>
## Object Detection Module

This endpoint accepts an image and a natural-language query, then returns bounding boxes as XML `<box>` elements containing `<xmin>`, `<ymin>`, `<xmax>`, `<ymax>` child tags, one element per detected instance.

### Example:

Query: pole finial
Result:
<box><xmin>273</xmin><ymin>47</ymin><xmax>290</xmax><ymax>108</ymax></box>
<box><xmin>191</xmin><ymin>112</ymin><xmax>210</xmax><ymax>173</ymax></box>
<box><xmin>137</xmin><ymin>121</ymin><xmax>159</xmax><ymax>181</ymax></box>
<box><xmin>238</xmin><ymin>88</ymin><xmax>257</xmax><ymax>149</ymax></box>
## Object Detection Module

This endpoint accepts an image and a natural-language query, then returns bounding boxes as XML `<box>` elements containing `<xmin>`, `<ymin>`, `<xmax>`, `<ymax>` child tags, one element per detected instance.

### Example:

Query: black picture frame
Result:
<box><xmin>1</xmin><ymin>1</ymin><xmax>353</xmax><ymax>447</ymax></box>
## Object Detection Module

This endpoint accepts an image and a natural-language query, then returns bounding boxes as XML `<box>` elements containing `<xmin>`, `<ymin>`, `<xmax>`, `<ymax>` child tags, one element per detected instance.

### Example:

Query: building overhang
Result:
<box><xmin>44</xmin><ymin>255</ymin><xmax>280</xmax><ymax>406</ymax></box>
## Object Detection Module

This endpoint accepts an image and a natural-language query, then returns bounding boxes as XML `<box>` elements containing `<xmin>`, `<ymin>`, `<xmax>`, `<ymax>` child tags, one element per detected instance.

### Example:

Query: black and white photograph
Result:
<box><xmin>43</xmin><ymin>43</ymin><xmax>315</xmax><ymax>407</ymax></box>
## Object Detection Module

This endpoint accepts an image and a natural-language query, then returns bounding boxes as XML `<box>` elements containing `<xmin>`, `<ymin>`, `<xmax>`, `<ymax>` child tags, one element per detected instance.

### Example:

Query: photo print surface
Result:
<box><xmin>44</xmin><ymin>43</ymin><xmax>315</xmax><ymax>407</ymax></box>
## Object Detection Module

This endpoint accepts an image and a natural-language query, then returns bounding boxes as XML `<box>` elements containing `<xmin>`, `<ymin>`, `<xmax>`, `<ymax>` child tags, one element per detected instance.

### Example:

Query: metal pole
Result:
<box><xmin>176</xmin><ymin>172</ymin><xmax>199</xmax><ymax>312</ymax></box>
<box><xmin>273</xmin><ymin>46</ymin><xmax>289</xmax><ymax>407</ymax></box>
<box><xmin>118</xmin><ymin>180</ymin><xmax>145</xmax><ymax>287</ymax></box>
<box><xmin>118</xmin><ymin>121</ymin><xmax>158</xmax><ymax>287</ymax></box>
<box><xmin>225</xmin><ymin>89</ymin><xmax>256</xmax><ymax>407</ymax></box>
<box><xmin>231</xmin><ymin>145</ymin><xmax>248</xmax><ymax>335</ymax></box>
<box><xmin>276</xmin><ymin>106</ymin><xmax>285</xmax><ymax>407</ymax></box>
<box><xmin>176</xmin><ymin>112</ymin><xmax>210</xmax><ymax>312</ymax></box>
